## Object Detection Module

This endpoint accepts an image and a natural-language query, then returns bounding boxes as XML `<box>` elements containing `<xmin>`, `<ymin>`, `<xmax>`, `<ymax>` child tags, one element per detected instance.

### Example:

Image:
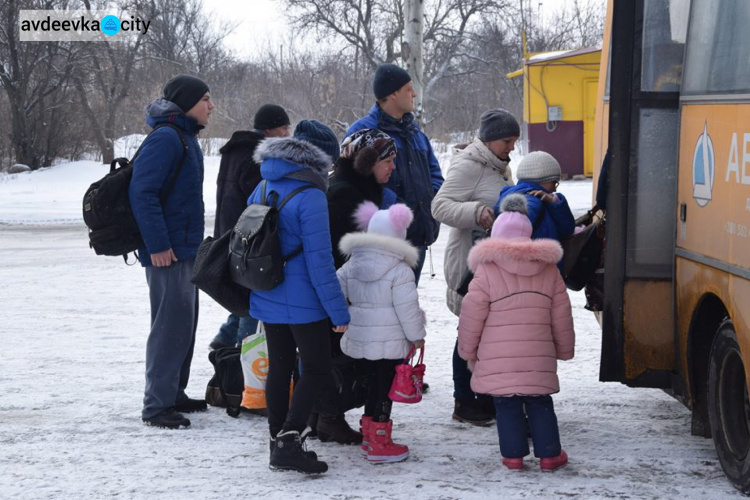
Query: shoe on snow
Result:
<box><xmin>174</xmin><ymin>398</ymin><xmax>207</xmax><ymax>413</ymax></box>
<box><xmin>270</xmin><ymin>430</ymin><xmax>326</xmax><ymax>474</ymax></box>
<box><xmin>143</xmin><ymin>409</ymin><xmax>190</xmax><ymax>429</ymax></box>
<box><xmin>540</xmin><ymin>450</ymin><xmax>568</xmax><ymax>472</ymax></box>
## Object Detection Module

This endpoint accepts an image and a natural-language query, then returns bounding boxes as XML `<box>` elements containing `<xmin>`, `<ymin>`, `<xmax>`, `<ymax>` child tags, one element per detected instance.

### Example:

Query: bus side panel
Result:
<box><xmin>677</xmin><ymin>104</ymin><xmax>750</xmax><ymax>269</ymax></box>
<box><xmin>677</xmin><ymin>103</ymin><xmax>750</xmax><ymax>394</ymax></box>
<box><xmin>622</xmin><ymin>280</ymin><xmax>675</xmax><ymax>380</ymax></box>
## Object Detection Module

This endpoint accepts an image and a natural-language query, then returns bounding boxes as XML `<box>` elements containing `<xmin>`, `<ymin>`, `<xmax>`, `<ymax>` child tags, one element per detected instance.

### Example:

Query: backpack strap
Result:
<box><xmin>269</xmin><ymin>184</ymin><xmax>315</xmax><ymax>265</ymax></box>
<box><xmin>153</xmin><ymin>124</ymin><xmax>189</xmax><ymax>203</ymax></box>
<box><xmin>277</xmin><ymin>184</ymin><xmax>314</xmax><ymax>210</ymax></box>
<box><xmin>524</xmin><ymin>190</ymin><xmax>547</xmax><ymax>232</ymax></box>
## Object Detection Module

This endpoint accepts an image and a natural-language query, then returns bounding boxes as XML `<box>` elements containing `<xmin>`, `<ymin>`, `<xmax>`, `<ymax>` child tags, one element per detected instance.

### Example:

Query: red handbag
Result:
<box><xmin>388</xmin><ymin>346</ymin><xmax>425</xmax><ymax>404</ymax></box>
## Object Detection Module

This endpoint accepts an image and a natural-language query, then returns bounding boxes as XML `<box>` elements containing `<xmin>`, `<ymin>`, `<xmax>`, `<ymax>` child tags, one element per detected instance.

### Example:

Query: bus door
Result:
<box><xmin>600</xmin><ymin>0</ymin><xmax>690</xmax><ymax>386</ymax></box>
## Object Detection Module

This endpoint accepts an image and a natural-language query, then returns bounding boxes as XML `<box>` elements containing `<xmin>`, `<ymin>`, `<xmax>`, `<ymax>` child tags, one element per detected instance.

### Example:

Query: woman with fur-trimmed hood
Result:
<box><xmin>337</xmin><ymin>201</ymin><xmax>426</xmax><ymax>464</ymax></box>
<box><xmin>249</xmin><ymin>119</ymin><xmax>349</xmax><ymax>475</ymax></box>
<box><xmin>458</xmin><ymin>193</ymin><xmax>575</xmax><ymax>472</ymax></box>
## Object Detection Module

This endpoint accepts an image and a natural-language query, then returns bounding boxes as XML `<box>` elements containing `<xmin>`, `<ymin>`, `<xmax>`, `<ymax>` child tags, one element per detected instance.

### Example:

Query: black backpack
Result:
<box><xmin>82</xmin><ymin>124</ymin><xmax>187</xmax><ymax>262</ymax></box>
<box><xmin>228</xmin><ymin>180</ymin><xmax>313</xmax><ymax>290</ymax></box>
<box><xmin>205</xmin><ymin>346</ymin><xmax>244</xmax><ymax>418</ymax></box>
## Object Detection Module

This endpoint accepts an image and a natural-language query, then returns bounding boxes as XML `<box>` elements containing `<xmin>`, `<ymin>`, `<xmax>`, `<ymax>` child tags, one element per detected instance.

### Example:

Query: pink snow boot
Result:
<box><xmin>540</xmin><ymin>450</ymin><xmax>568</xmax><ymax>472</ymax></box>
<box><xmin>360</xmin><ymin>415</ymin><xmax>373</xmax><ymax>456</ymax></box>
<box><xmin>366</xmin><ymin>420</ymin><xmax>409</xmax><ymax>463</ymax></box>
<box><xmin>502</xmin><ymin>457</ymin><xmax>524</xmax><ymax>470</ymax></box>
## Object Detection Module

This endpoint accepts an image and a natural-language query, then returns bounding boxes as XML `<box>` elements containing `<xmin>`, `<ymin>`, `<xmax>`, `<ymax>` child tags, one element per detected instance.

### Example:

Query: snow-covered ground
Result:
<box><xmin>0</xmin><ymin>154</ymin><xmax>739</xmax><ymax>499</ymax></box>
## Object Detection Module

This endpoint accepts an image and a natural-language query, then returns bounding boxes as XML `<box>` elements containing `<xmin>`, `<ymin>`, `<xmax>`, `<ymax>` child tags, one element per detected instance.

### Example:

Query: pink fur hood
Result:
<box><xmin>467</xmin><ymin>237</ymin><xmax>563</xmax><ymax>275</ymax></box>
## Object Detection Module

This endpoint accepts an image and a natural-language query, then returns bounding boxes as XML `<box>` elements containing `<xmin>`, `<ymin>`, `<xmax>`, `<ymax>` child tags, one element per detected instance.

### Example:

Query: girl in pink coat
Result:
<box><xmin>458</xmin><ymin>193</ymin><xmax>575</xmax><ymax>472</ymax></box>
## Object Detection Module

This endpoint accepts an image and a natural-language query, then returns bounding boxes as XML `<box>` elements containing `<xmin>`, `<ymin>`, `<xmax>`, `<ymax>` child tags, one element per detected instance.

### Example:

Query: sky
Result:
<box><xmin>207</xmin><ymin>0</ymin><xmax>603</xmax><ymax>60</ymax></box>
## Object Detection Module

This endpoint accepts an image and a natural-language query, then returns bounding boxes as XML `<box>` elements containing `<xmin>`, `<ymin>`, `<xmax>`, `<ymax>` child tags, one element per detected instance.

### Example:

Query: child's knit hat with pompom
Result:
<box><xmin>491</xmin><ymin>194</ymin><xmax>533</xmax><ymax>239</ymax></box>
<box><xmin>354</xmin><ymin>201</ymin><xmax>413</xmax><ymax>239</ymax></box>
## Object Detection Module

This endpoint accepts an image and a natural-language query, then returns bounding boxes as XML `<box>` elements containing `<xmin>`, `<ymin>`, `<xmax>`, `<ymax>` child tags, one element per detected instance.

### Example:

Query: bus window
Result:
<box><xmin>627</xmin><ymin>108</ymin><xmax>680</xmax><ymax>277</ymax></box>
<box><xmin>641</xmin><ymin>0</ymin><xmax>690</xmax><ymax>92</ymax></box>
<box><xmin>683</xmin><ymin>0</ymin><xmax>750</xmax><ymax>94</ymax></box>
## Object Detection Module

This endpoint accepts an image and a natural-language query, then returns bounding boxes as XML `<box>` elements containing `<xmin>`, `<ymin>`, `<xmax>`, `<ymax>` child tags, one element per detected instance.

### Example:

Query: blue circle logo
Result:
<box><xmin>101</xmin><ymin>15</ymin><xmax>120</xmax><ymax>36</ymax></box>
<box><xmin>692</xmin><ymin>123</ymin><xmax>714</xmax><ymax>207</ymax></box>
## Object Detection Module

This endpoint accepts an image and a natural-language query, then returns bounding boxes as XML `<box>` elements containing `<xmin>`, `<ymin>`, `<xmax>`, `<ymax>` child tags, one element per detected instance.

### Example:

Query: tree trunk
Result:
<box><xmin>403</xmin><ymin>0</ymin><xmax>424</xmax><ymax>122</ymax></box>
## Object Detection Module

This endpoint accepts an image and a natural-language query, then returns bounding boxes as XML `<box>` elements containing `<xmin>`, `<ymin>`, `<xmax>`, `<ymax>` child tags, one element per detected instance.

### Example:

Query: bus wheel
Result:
<box><xmin>708</xmin><ymin>321</ymin><xmax>750</xmax><ymax>493</ymax></box>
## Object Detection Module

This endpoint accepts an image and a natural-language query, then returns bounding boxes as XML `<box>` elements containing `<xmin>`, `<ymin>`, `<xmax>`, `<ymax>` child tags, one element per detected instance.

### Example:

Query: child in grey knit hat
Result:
<box><xmin>492</xmin><ymin>151</ymin><xmax>576</xmax><ymax>246</ymax></box>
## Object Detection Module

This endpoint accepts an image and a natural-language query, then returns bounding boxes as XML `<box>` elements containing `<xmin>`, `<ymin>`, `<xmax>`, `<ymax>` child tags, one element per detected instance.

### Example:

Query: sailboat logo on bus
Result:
<box><xmin>692</xmin><ymin>122</ymin><xmax>715</xmax><ymax>207</ymax></box>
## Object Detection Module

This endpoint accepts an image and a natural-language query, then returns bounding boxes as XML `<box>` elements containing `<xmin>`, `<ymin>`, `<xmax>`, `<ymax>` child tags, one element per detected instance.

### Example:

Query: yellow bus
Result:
<box><xmin>595</xmin><ymin>0</ymin><xmax>750</xmax><ymax>492</ymax></box>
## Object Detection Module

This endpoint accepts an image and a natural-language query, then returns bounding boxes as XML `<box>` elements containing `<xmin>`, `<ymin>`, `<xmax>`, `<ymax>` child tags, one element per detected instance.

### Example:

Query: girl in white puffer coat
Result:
<box><xmin>337</xmin><ymin>201</ymin><xmax>426</xmax><ymax>464</ymax></box>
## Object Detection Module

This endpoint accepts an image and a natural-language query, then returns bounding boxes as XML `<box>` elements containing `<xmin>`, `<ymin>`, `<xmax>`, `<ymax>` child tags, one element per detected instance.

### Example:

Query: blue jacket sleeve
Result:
<box><xmin>381</xmin><ymin>188</ymin><xmax>397</xmax><ymax>208</ymax></box>
<box><xmin>547</xmin><ymin>193</ymin><xmax>576</xmax><ymax>238</ymax></box>
<box><xmin>427</xmin><ymin>144</ymin><xmax>444</xmax><ymax>194</ymax></box>
<box><xmin>129</xmin><ymin>128</ymin><xmax>183</xmax><ymax>255</ymax></box>
<box><xmin>297</xmin><ymin>189</ymin><xmax>351</xmax><ymax>326</ymax></box>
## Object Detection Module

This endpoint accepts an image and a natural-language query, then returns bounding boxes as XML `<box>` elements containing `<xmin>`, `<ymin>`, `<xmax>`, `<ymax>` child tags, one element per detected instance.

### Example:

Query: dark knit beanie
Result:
<box><xmin>372</xmin><ymin>63</ymin><xmax>412</xmax><ymax>100</ymax></box>
<box><xmin>478</xmin><ymin>108</ymin><xmax>521</xmax><ymax>142</ymax></box>
<box><xmin>162</xmin><ymin>75</ymin><xmax>210</xmax><ymax>113</ymax></box>
<box><xmin>253</xmin><ymin>104</ymin><xmax>290</xmax><ymax>130</ymax></box>
<box><xmin>293</xmin><ymin>119</ymin><xmax>341</xmax><ymax>163</ymax></box>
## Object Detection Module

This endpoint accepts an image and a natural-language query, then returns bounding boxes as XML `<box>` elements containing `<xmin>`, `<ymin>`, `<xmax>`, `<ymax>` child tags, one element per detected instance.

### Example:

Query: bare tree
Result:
<box><xmin>283</xmin><ymin>0</ymin><xmax>504</xmax><ymax>107</ymax></box>
<box><xmin>0</xmin><ymin>0</ymin><xmax>79</xmax><ymax>169</ymax></box>
<box><xmin>70</xmin><ymin>0</ymin><xmax>153</xmax><ymax>164</ymax></box>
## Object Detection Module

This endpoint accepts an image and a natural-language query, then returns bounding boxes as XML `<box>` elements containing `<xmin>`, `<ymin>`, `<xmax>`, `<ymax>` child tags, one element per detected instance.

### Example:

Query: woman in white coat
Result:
<box><xmin>431</xmin><ymin>108</ymin><xmax>520</xmax><ymax>426</ymax></box>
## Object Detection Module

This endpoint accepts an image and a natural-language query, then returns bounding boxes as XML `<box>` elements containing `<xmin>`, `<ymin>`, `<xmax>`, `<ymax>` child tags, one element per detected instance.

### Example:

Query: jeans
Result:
<box><xmin>452</xmin><ymin>339</ymin><xmax>474</xmax><ymax>401</ymax></box>
<box><xmin>213</xmin><ymin>314</ymin><xmax>259</xmax><ymax>347</ymax></box>
<box><xmin>142</xmin><ymin>260</ymin><xmax>198</xmax><ymax>419</ymax></box>
<box><xmin>452</xmin><ymin>338</ymin><xmax>492</xmax><ymax>410</ymax></box>
<box><xmin>494</xmin><ymin>395</ymin><xmax>562</xmax><ymax>459</ymax></box>
<box><xmin>264</xmin><ymin>320</ymin><xmax>332</xmax><ymax>436</ymax></box>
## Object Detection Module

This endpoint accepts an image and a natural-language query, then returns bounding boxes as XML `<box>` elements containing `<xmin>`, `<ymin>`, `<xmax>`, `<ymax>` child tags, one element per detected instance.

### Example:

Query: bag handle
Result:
<box><xmin>402</xmin><ymin>345</ymin><xmax>424</xmax><ymax>365</ymax></box>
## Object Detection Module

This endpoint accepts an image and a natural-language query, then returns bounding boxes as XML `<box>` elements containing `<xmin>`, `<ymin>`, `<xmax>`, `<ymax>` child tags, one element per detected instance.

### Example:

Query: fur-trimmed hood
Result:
<box><xmin>467</xmin><ymin>237</ymin><xmax>563</xmax><ymax>276</ymax></box>
<box><xmin>339</xmin><ymin>232</ymin><xmax>420</xmax><ymax>280</ymax></box>
<box><xmin>254</xmin><ymin>136</ymin><xmax>332</xmax><ymax>180</ymax></box>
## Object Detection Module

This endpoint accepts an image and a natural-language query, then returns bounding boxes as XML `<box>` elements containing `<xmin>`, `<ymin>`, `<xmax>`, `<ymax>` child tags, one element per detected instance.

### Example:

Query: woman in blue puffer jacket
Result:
<box><xmin>248</xmin><ymin>119</ymin><xmax>350</xmax><ymax>475</ymax></box>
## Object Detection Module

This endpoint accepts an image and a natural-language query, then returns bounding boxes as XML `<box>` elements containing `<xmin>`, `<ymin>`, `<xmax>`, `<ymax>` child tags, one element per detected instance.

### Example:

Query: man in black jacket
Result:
<box><xmin>210</xmin><ymin>104</ymin><xmax>291</xmax><ymax>350</ymax></box>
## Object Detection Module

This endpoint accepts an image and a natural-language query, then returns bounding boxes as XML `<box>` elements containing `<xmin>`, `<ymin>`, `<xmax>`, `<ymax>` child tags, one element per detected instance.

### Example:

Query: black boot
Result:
<box><xmin>142</xmin><ymin>409</ymin><xmax>191</xmax><ymax>429</ymax></box>
<box><xmin>174</xmin><ymin>398</ymin><xmax>207</xmax><ymax>413</ymax></box>
<box><xmin>270</xmin><ymin>430</ymin><xmax>328</xmax><ymax>474</ymax></box>
<box><xmin>316</xmin><ymin>413</ymin><xmax>363</xmax><ymax>444</ymax></box>
<box><xmin>452</xmin><ymin>400</ymin><xmax>494</xmax><ymax>427</ymax></box>
<box><xmin>270</xmin><ymin>428</ymin><xmax>317</xmax><ymax>460</ymax></box>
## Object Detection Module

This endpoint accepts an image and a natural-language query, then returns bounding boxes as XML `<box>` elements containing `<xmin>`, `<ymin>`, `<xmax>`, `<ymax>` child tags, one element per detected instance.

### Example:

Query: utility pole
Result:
<box><xmin>403</xmin><ymin>0</ymin><xmax>424</xmax><ymax>122</ymax></box>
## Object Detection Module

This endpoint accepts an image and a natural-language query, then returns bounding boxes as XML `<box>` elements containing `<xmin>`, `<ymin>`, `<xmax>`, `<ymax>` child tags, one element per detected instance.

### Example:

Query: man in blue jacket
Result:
<box><xmin>129</xmin><ymin>75</ymin><xmax>214</xmax><ymax>429</ymax></box>
<box><xmin>347</xmin><ymin>63</ymin><xmax>444</xmax><ymax>284</ymax></box>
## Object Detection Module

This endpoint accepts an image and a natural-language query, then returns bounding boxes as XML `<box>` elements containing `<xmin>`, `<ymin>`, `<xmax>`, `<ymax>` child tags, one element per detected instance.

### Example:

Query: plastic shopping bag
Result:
<box><xmin>240</xmin><ymin>325</ymin><xmax>268</xmax><ymax>410</ymax></box>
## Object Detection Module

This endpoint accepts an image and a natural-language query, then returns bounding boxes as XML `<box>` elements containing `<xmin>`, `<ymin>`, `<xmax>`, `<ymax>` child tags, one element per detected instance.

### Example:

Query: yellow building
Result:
<box><xmin>508</xmin><ymin>47</ymin><xmax>601</xmax><ymax>177</ymax></box>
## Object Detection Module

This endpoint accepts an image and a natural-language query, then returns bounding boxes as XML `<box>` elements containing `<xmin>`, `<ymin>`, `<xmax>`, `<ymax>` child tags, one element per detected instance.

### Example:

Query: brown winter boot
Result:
<box><xmin>316</xmin><ymin>413</ymin><xmax>363</xmax><ymax>445</ymax></box>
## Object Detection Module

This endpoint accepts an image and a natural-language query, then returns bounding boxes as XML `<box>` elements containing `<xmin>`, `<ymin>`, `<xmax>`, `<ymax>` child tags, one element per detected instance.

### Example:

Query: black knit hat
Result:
<box><xmin>293</xmin><ymin>119</ymin><xmax>340</xmax><ymax>163</ymax></box>
<box><xmin>162</xmin><ymin>75</ymin><xmax>210</xmax><ymax>113</ymax></box>
<box><xmin>372</xmin><ymin>63</ymin><xmax>412</xmax><ymax>100</ymax></box>
<box><xmin>478</xmin><ymin>108</ymin><xmax>521</xmax><ymax>142</ymax></box>
<box><xmin>253</xmin><ymin>104</ymin><xmax>290</xmax><ymax>130</ymax></box>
